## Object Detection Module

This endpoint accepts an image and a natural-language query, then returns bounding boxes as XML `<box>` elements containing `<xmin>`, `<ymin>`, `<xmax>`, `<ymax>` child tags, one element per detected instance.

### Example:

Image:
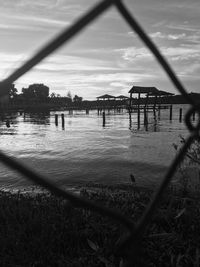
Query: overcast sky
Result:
<box><xmin>0</xmin><ymin>0</ymin><xmax>200</xmax><ymax>99</ymax></box>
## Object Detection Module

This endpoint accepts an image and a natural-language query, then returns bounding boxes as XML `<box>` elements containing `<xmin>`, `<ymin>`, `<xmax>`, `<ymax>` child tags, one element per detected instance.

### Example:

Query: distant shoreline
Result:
<box><xmin>1</xmin><ymin>92</ymin><xmax>200</xmax><ymax>112</ymax></box>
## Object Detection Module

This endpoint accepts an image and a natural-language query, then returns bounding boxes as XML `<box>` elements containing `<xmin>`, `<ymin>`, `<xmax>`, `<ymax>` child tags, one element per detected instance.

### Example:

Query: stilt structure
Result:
<box><xmin>150</xmin><ymin>90</ymin><xmax>174</xmax><ymax>116</ymax></box>
<box><xmin>128</xmin><ymin>86</ymin><xmax>175</xmax><ymax>129</ymax></box>
<box><xmin>128</xmin><ymin>86</ymin><xmax>159</xmax><ymax>129</ymax></box>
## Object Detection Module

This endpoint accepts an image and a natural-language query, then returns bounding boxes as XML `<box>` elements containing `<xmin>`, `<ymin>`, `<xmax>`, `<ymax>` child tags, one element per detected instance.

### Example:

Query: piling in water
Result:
<box><xmin>129</xmin><ymin>112</ymin><xmax>132</xmax><ymax>129</ymax></box>
<box><xmin>170</xmin><ymin>105</ymin><xmax>173</xmax><ymax>120</ymax></box>
<box><xmin>179</xmin><ymin>108</ymin><xmax>182</xmax><ymax>122</ymax></box>
<box><xmin>158</xmin><ymin>105</ymin><xmax>161</xmax><ymax>119</ymax></box>
<box><xmin>61</xmin><ymin>113</ymin><xmax>65</xmax><ymax>128</ymax></box>
<box><xmin>102</xmin><ymin>111</ymin><xmax>105</xmax><ymax>127</ymax></box>
<box><xmin>137</xmin><ymin>93</ymin><xmax>141</xmax><ymax>129</ymax></box>
<box><xmin>144</xmin><ymin>107</ymin><xmax>148</xmax><ymax>126</ymax></box>
<box><xmin>55</xmin><ymin>114</ymin><xmax>58</xmax><ymax>126</ymax></box>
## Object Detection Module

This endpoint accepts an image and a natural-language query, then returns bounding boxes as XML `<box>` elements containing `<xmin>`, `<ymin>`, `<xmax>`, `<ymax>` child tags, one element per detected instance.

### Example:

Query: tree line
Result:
<box><xmin>9</xmin><ymin>83</ymin><xmax>83</xmax><ymax>103</ymax></box>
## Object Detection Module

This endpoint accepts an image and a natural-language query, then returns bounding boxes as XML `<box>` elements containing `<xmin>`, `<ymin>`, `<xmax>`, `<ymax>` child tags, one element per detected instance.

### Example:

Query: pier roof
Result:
<box><xmin>129</xmin><ymin>86</ymin><xmax>159</xmax><ymax>95</ymax></box>
<box><xmin>115</xmin><ymin>95</ymin><xmax>129</xmax><ymax>99</ymax></box>
<box><xmin>155</xmin><ymin>90</ymin><xmax>174</xmax><ymax>96</ymax></box>
<box><xmin>97</xmin><ymin>94</ymin><xmax>116</xmax><ymax>100</ymax></box>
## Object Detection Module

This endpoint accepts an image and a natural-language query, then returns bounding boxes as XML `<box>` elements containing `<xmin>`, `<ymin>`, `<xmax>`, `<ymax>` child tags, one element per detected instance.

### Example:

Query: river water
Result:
<box><xmin>0</xmin><ymin>104</ymin><xmax>190</xmax><ymax>191</ymax></box>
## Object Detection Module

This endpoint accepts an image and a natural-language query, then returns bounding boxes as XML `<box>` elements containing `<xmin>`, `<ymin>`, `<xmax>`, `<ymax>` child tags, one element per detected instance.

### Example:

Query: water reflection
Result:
<box><xmin>128</xmin><ymin>110</ymin><xmax>160</xmax><ymax>133</ymax></box>
<box><xmin>0</xmin><ymin>112</ymin><xmax>19</xmax><ymax>135</ymax></box>
<box><xmin>0</xmin><ymin>111</ymin><xmax>50</xmax><ymax>136</ymax></box>
<box><xmin>23</xmin><ymin>111</ymin><xmax>50</xmax><ymax>125</ymax></box>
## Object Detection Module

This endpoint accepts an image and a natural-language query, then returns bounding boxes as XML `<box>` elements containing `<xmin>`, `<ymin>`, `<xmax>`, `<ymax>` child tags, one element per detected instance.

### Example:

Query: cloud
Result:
<box><xmin>150</xmin><ymin>30</ymin><xmax>200</xmax><ymax>45</ymax></box>
<box><xmin>150</xmin><ymin>32</ymin><xmax>166</xmax><ymax>39</ymax></box>
<box><xmin>0</xmin><ymin>51</ymin><xmax>120</xmax><ymax>78</ymax></box>
<box><xmin>14</xmin><ymin>69</ymin><xmax>157</xmax><ymax>100</ymax></box>
<box><xmin>168</xmin><ymin>33</ymin><xmax>186</xmax><ymax>40</ymax></box>
<box><xmin>183</xmin><ymin>63</ymin><xmax>200</xmax><ymax>75</ymax></box>
<box><xmin>0</xmin><ymin>13</ymin><xmax>69</xmax><ymax>33</ymax></box>
<box><xmin>116</xmin><ymin>47</ymin><xmax>152</xmax><ymax>61</ymax></box>
<box><xmin>114</xmin><ymin>43</ymin><xmax>200</xmax><ymax>85</ymax></box>
<box><xmin>150</xmin><ymin>32</ymin><xmax>187</xmax><ymax>40</ymax></box>
<box><xmin>166</xmin><ymin>23</ymin><xmax>199</xmax><ymax>33</ymax></box>
<box><xmin>12</xmin><ymin>14</ymin><xmax>69</xmax><ymax>27</ymax></box>
<box><xmin>110</xmin><ymin>82</ymin><xmax>127</xmax><ymax>87</ymax></box>
<box><xmin>35</xmin><ymin>54</ymin><xmax>120</xmax><ymax>72</ymax></box>
<box><xmin>0</xmin><ymin>52</ymin><xmax>29</xmax><ymax>78</ymax></box>
<box><xmin>116</xmin><ymin>44</ymin><xmax>200</xmax><ymax>62</ymax></box>
<box><xmin>0</xmin><ymin>0</ymin><xmax>200</xmax><ymax>99</ymax></box>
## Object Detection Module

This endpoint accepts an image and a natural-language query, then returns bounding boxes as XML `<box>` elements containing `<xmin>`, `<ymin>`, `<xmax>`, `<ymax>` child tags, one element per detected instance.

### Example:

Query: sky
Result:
<box><xmin>0</xmin><ymin>0</ymin><xmax>200</xmax><ymax>100</ymax></box>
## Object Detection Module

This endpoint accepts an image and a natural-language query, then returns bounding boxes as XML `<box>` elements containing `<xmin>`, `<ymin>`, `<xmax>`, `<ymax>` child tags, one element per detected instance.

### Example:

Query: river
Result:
<box><xmin>0</xmin><ymin>104</ymin><xmax>190</xmax><ymax>191</ymax></box>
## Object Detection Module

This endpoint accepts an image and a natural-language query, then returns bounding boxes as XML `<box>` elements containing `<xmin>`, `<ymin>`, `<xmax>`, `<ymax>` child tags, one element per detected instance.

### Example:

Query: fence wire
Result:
<box><xmin>0</xmin><ymin>0</ymin><xmax>200</xmax><ymax>266</ymax></box>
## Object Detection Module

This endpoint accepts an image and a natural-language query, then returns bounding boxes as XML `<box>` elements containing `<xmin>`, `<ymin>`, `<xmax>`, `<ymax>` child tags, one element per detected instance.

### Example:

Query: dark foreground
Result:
<box><xmin>0</xmin><ymin>183</ymin><xmax>199</xmax><ymax>267</ymax></box>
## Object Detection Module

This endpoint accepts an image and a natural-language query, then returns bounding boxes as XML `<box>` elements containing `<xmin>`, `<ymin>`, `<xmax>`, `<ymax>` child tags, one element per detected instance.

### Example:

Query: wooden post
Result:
<box><xmin>102</xmin><ymin>111</ymin><xmax>105</xmax><ymax>127</ymax></box>
<box><xmin>145</xmin><ymin>93</ymin><xmax>149</xmax><ymax>108</ymax></box>
<box><xmin>153</xmin><ymin>95</ymin><xmax>157</xmax><ymax>109</ymax></box>
<box><xmin>179</xmin><ymin>108</ymin><xmax>182</xmax><ymax>122</ymax></box>
<box><xmin>137</xmin><ymin>93</ymin><xmax>141</xmax><ymax>129</ymax></box>
<box><xmin>169</xmin><ymin>105</ymin><xmax>172</xmax><ymax>120</ymax></box>
<box><xmin>129</xmin><ymin>111</ymin><xmax>132</xmax><ymax>130</ymax></box>
<box><xmin>144</xmin><ymin>93</ymin><xmax>149</xmax><ymax>125</ymax></box>
<box><xmin>153</xmin><ymin>95</ymin><xmax>157</xmax><ymax>118</ymax></box>
<box><xmin>158</xmin><ymin>105</ymin><xmax>161</xmax><ymax>119</ymax></box>
<box><xmin>61</xmin><ymin>113</ymin><xmax>65</xmax><ymax>128</ymax></box>
<box><xmin>86</xmin><ymin>109</ymin><xmax>89</xmax><ymax>115</ymax></box>
<box><xmin>129</xmin><ymin>92</ymin><xmax>132</xmax><ymax>107</ymax></box>
<box><xmin>55</xmin><ymin>114</ymin><xmax>58</xmax><ymax>126</ymax></box>
<box><xmin>144</xmin><ymin>107</ymin><xmax>148</xmax><ymax>126</ymax></box>
<box><xmin>144</xmin><ymin>107</ymin><xmax>148</xmax><ymax>131</ymax></box>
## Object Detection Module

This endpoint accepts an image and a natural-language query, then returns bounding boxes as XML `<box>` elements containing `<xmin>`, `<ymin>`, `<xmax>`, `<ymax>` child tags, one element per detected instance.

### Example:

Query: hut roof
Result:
<box><xmin>115</xmin><ymin>95</ymin><xmax>129</xmax><ymax>99</ymax></box>
<box><xmin>158</xmin><ymin>90</ymin><xmax>174</xmax><ymax>96</ymax></box>
<box><xmin>149</xmin><ymin>90</ymin><xmax>174</xmax><ymax>96</ymax></box>
<box><xmin>129</xmin><ymin>86</ymin><xmax>159</xmax><ymax>94</ymax></box>
<box><xmin>97</xmin><ymin>94</ymin><xmax>116</xmax><ymax>99</ymax></box>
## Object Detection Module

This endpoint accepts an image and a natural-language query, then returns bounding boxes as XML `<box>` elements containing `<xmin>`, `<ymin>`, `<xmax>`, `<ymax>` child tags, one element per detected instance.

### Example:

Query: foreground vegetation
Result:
<box><xmin>0</xmin><ymin>183</ymin><xmax>200</xmax><ymax>267</ymax></box>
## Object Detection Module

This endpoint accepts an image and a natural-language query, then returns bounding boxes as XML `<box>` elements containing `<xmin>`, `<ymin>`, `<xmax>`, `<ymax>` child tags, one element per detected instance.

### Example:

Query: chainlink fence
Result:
<box><xmin>0</xmin><ymin>0</ymin><xmax>200</xmax><ymax>266</ymax></box>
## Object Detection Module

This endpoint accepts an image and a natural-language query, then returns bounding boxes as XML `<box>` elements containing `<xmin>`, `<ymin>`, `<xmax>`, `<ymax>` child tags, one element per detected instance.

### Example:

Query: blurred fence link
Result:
<box><xmin>0</xmin><ymin>0</ymin><xmax>200</xmax><ymax>266</ymax></box>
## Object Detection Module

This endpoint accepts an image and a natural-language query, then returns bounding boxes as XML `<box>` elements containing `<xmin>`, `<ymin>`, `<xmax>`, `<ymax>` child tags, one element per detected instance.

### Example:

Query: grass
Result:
<box><xmin>0</xmin><ymin>183</ymin><xmax>200</xmax><ymax>267</ymax></box>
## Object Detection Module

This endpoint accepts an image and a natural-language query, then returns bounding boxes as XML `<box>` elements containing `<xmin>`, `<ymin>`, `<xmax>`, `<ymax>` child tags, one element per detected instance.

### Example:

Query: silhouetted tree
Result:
<box><xmin>22</xmin><ymin>87</ymin><xmax>34</xmax><ymax>98</ymax></box>
<box><xmin>50</xmin><ymin>92</ymin><xmax>56</xmax><ymax>98</ymax></box>
<box><xmin>22</xmin><ymin>84</ymin><xmax>49</xmax><ymax>100</ymax></box>
<box><xmin>73</xmin><ymin>95</ymin><xmax>83</xmax><ymax>102</ymax></box>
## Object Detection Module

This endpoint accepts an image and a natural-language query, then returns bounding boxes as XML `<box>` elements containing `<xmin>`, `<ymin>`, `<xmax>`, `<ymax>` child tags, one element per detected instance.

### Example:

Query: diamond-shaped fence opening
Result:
<box><xmin>0</xmin><ymin>1</ymin><xmax>200</xmax><ymax>266</ymax></box>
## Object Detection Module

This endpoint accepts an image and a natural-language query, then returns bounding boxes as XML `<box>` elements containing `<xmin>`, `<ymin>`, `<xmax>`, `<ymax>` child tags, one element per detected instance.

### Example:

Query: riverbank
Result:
<box><xmin>0</xmin><ymin>183</ymin><xmax>199</xmax><ymax>266</ymax></box>
<box><xmin>3</xmin><ymin>92</ymin><xmax>200</xmax><ymax>113</ymax></box>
